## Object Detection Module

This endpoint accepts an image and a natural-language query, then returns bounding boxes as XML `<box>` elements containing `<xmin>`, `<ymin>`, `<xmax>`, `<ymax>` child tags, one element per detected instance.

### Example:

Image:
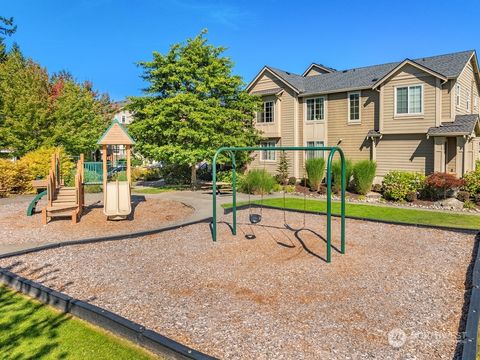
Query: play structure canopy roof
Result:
<box><xmin>97</xmin><ymin>119</ymin><xmax>136</xmax><ymax>145</ymax></box>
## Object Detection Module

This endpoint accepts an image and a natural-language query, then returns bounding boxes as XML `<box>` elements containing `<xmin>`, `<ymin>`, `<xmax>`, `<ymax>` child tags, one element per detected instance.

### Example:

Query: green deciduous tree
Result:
<box><xmin>0</xmin><ymin>49</ymin><xmax>52</xmax><ymax>155</ymax></box>
<box><xmin>50</xmin><ymin>74</ymin><xmax>112</xmax><ymax>155</ymax></box>
<box><xmin>0</xmin><ymin>48</ymin><xmax>113</xmax><ymax>157</ymax></box>
<box><xmin>128</xmin><ymin>30</ymin><xmax>261</xmax><ymax>185</ymax></box>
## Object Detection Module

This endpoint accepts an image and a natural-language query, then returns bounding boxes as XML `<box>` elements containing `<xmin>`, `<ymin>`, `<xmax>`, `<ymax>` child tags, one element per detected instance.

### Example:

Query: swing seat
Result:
<box><xmin>249</xmin><ymin>213</ymin><xmax>262</xmax><ymax>224</ymax></box>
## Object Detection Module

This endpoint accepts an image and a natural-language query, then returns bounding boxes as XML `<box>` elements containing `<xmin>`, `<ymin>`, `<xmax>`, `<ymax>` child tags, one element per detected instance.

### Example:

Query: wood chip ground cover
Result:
<box><xmin>0</xmin><ymin>208</ymin><xmax>476</xmax><ymax>359</ymax></box>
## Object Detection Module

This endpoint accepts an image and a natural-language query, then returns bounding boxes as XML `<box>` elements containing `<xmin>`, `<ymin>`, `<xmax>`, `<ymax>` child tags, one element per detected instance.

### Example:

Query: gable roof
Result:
<box><xmin>427</xmin><ymin>114</ymin><xmax>480</xmax><ymax>137</ymax></box>
<box><xmin>372</xmin><ymin>59</ymin><xmax>447</xmax><ymax>89</ymax></box>
<box><xmin>97</xmin><ymin>119</ymin><xmax>136</xmax><ymax>145</ymax></box>
<box><xmin>302</xmin><ymin>63</ymin><xmax>336</xmax><ymax>76</ymax></box>
<box><xmin>248</xmin><ymin>50</ymin><xmax>476</xmax><ymax>97</ymax></box>
<box><xmin>246</xmin><ymin>66</ymin><xmax>301</xmax><ymax>94</ymax></box>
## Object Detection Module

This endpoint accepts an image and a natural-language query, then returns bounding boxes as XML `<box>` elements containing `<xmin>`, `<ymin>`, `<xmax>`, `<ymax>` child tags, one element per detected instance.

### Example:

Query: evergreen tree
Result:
<box><xmin>277</xmin><ymin>151</ymin><xmax>289</xmax><ymax>185</ymax></box>
<box><xmin>128</xmin><ymin>30</ymin><xmax>261</xmax><ymax>185</ymax></box>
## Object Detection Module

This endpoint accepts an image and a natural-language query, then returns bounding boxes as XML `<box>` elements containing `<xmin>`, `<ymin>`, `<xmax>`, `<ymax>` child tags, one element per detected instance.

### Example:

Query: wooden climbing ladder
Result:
<box><xmin>42</xmin><ymin>153</ymin><xmax>85</xmax><ymax>225</ymax></box>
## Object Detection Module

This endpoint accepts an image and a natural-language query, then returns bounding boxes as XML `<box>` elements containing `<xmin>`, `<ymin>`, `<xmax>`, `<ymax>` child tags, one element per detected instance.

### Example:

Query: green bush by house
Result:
<box><xmin>240</xmin><ymin>169</ymin><xmax>276</xmax><ymax>195</ymax></box>
<box><xmin>352</xmin><ymin>160</ymin><xmax>376</xmax><ymax>195</ymax></box>
<box><xmin>382</xmin><ymin>171</ymin><xmax>425</xmax><ymax>201</ymax></box>
<box><xmin>305</xmin><ymin>158</ymin><xmax>325</xmax><ymax>192</ymax></box>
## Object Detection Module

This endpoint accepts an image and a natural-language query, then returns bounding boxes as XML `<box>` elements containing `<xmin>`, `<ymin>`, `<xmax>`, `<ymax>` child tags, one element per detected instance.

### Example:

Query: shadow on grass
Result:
<box><xmin>0</xmin><ymin>286</ymin><xmax>69</xmax><ymax>359</ymax></box>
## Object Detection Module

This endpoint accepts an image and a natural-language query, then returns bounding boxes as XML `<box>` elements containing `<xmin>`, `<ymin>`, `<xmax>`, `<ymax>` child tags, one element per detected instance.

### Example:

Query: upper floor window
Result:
<box><xmin>395</xmin><ymin>85</ymin><xmax>422</xmax><ymax>115</ymax></box>
<box><xmin>306</xmin><ymin>141</ymin><xmax>324</xmax><ymax>160</ymax></box>
<box><xmin>466</xmin><ymin>90</ymin><xmax>471</xmax><ymax>112</ymax></box>
<box><xmin>121</xmin><ymin>115</ymin><xmax>126</xmax><ymax>124</ymax></box>
<box><xmin>455</xmin><ymin>84</ymin><xmax>461</xmax><ymax>107</ymax></box>
<box><xmin>348</xmin><ymin>92</ymin><xmax>361</xmax><ymax>122</ymax></box>
<box><xmin>258</xmin><ymin>101</ymin><xmax>274</xmax><ymax>123</ymax></box>
<box><xmin>306</xmin><ymin>97</ymin><xmax>325</xmax><ymax>121</ymax></box>
<box><xmin>260</xmin><ymin>140</ymin><xmax>276</xmax><ymax>161</ymax></box>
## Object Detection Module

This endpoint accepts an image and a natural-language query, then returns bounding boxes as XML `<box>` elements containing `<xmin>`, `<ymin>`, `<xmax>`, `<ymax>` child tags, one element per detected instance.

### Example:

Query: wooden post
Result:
<box><xmin>126</xmin><ymin>145</ymin><xmax>131</xmax><ymax>184</ymax></box>
<box><xmin>102</xmin><ymin>145</ymin><xmax>108</xmax><ymax>189</ymax></box>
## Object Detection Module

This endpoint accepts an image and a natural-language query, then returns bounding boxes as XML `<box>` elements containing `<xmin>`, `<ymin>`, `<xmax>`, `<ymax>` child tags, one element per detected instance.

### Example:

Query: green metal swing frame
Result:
<box><xmin>211</xmin><ymin>146</ymin><xmax>346</xmax><ymax>263</ymax></box>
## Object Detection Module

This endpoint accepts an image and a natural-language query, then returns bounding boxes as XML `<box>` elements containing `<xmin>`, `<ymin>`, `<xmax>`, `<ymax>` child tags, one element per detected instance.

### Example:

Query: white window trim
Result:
<box><xmin>347</xmin><ymin>91</ymin><xmax>361</xmax><ymax>123</ymax></box>
<box><xmin>455</xmin><ymin>84</ymin><xmax>461</xmax><ymax>109</ymax></box>
<box><xmin>394</xmin><ymin>84</ymin><xmax>424</xmax><ymax>117</ymax></box>
<box><xmin>305</xmin><ymin>140</ymin><xmax>325</xmax><ymax>160</ymax></box>
<box><xmin>304</xmin><ymin>96</ymin><xmax>326</xmax><ymax>122</ymax></box>
<box><xmin>260</xmin><ymin>140</ymin><xmax>276</xmax><ymax>162</ymax></box>
<box><xmin>257</xmin><ymin>100</ymin><xmax>275</xmax><ymax>124</ymax></box>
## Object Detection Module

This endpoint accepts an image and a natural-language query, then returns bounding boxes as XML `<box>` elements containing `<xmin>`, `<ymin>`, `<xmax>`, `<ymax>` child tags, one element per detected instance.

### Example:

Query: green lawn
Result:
<box><xmin>224</xmin><ymin>197</ymin><xmax>480</xmax><ymax>230</ymax></box>
<box><xmin>0</xmin><ymin>285</ymin><xmax>158</xmax><ymax>359</ymax></box>
<box><xmin>132</xmin><ymin>185</ymin><xmax>187</xmax><ymax>194</ymax></box>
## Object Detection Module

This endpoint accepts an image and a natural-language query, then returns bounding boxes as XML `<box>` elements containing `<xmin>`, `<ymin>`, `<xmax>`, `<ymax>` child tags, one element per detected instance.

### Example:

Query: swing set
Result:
<box><xmin>211</xmin><ymin>146</ymin><xmax>346</xmax><ymax>263</ymax></box>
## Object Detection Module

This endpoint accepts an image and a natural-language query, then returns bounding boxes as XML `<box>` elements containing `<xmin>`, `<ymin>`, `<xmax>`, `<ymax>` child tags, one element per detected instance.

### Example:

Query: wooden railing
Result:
<box><xmin>47</xmin><ymin>153</ymin><xmax>61</xmax><ymax>206</ymax></box>
<box><xmin>75</xmin><ymin>154</ymin><xmax>85</xmax><ymax>211</ymax></box>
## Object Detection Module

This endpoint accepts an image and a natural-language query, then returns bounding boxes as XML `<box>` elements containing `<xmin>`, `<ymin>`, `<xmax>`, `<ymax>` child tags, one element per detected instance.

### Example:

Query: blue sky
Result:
<box><xmin>3</xmin><ymin>0</ymin><xmax>479</xmax><ymax>101</ymax></box>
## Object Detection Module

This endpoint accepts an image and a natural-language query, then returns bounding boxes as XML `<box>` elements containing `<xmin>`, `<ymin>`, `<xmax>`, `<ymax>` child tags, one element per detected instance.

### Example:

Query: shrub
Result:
<box><xmin>288</xmin><ymin>176</ymin><xmax>297</xmax><ymax>185</ymax></box>
<box><xmin>463</xmin><ymin>170</ymin><xmax>480</xmax><ymax>195</ymax></box>
<box><xmin>372</xmin><ymin>183</ymin><xmax>383</xmax><ymax>193</ymax></box>
<box><xmin>382</xmin><ymin>171</ymin><xmax>425</xmax><ymax>201</ymax></box>
<box><xmin>272</xmin><ymin>183</ymin><xmax>283</xmax><ymax>192</ymax></box>
<box><xmin>0</xmin><ymin>160</ymin><xmax>30</xmax><ymax>196</ymax></box>
<box><xmin>475</xmin><ymin>193</ymin><xmax>480</xmax><ymax>206</ymax></box>
<box><xmin>144</xmin><ymin>168</ymin><xmax>162</xmax><ymax>181</ymax></box>
<box><xmin>131</xmin><ymin>167</ymin><xmax>146</xmax><ymax>182</ymax></box>
<box><xmin>464</xmin><ymin>200</ymin><xmax>476</xmax><ymax>210</ymax></box>
<box><xmin>18</xmin><ymin>147</ymin><xmax>74</xmax><ymax>183</ymax></box>
<box><xmin>425</xmin><ymin>172</ymin><xmax>465</xmax><ymax>200</ymax></box>
<box><xmin>285</xmin><ymin>185</ymin><xmax>296</xmax><ymax>193</ymax></box>
<box><xmin>305</xmin><ymin>158</ymin><xmax>325</xmax><ymax>192</ymax></box>
<box><xmin>405</xmin><ymin>191</ymin><xmax>417</xmax><ymax>202</ymax></box>
<box><xmin>457</xmin><ymin>190</ymin><xmax>471</xmax><ymax>202</ymax></box>
<box><xmin>276</xmin><ymin>151</ymin><xmax>289</xmax><ymax>185</ymax></box>
<box><xmin>84</xmin><ymin>184</ymin><xmax>102</xmax><ymax>193</ymax></box>
<box><xmin>160</xmin><ymin>164</ymin><xmax>190</xmax><ymax>184</ymax></box>
<box><xmin>240</xmin><ymin>169</ymin><xmax>276</xmax><ymax>195</ymax></box>
<box><xmin>331</xmin><ymin>159</ymin><xmax>353</xmax><ymax>193</ymax></box>
<box><xmin>352</xmin><ymin>160</ymin><xmax>377</xmax><ymax>195</ymax></box>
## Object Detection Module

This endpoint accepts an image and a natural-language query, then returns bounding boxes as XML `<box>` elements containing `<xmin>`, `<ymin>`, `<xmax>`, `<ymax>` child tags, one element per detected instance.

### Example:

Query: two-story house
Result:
<box><xmin>246</xmin><ymin>50</ymin><xmax>480</xmax><ymax>181</ymax></box>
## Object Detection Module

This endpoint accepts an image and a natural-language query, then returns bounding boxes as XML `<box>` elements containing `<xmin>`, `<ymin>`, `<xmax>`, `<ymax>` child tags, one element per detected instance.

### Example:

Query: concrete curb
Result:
<box><xmin>0</xmin><ymin>268</ymin><xmax>217</xmax><ymax>360</ymax></box>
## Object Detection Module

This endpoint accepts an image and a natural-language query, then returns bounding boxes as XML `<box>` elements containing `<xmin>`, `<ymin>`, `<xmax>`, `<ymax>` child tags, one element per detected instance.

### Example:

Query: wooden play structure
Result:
<box><xmin>41</xmin><ymin>153</ymin><xmax>85</xmax><ymax>224</ymax></box>
<box><xmin>97</xmin><ymin>119</ymin><xmax>135</xmax><ymax>220</ymax></box>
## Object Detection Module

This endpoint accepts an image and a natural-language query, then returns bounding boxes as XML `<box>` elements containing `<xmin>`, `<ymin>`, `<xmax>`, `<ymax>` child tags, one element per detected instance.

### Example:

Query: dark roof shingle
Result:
<box><xmin>263</xmin><ymin>50</ymin><xmax>474</xmax><ymax>96</ymax></box>
<box><xmin>427</xmin><ymin>114</ymin><xmax>479</xmax><ymax>136</ymax></box>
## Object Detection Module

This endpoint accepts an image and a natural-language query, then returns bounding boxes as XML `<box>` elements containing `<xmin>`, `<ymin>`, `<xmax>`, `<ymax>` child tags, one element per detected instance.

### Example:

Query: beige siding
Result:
<box><xmin>248</xmin><ymin>84</ymin><xmax>297</xmax><ymax>177</ymax></box>
<box><xmin>251</xmin><ymin>70</ymin><xmax>284</xmax><ymax>91</ymax></box>
<box><xmin>327</xmin><ymin>90</ymin><xmax>378</xmax><ymax>162</ymax></box>
<box><xmin>376</xmin><ymin>134</ymin><xmax>434</xmax><ymax>177</ymax></box>
<box><xmin>456</xmin><ymin>59</ymin><xmax>479</xmax><ymax>115</ymax></box>
<box><xmin>381</xmin><ymin>64</ymin><xmax>438</xmax><ymax>134</ymax></box>
<box><xmin>304</xmin><ymin>66</ymin><xmax>329</xmax><ymax>77</ymax></box>
<box><xmin>441</xmin><ymin>80</ymin><xmax>453</xmax><ymax>121</ymax></box>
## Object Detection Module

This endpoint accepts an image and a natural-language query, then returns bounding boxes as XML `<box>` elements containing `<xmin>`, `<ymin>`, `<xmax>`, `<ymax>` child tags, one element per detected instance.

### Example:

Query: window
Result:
<box><xmin>475</xmin><ymin>96</ymin><xmax>479</xmax><ymax>110</ymax></box>
<box><xmin>455</xmin><ymin>84</ymin><xmax>461</xmax><ymax>107</ymax></box>
<box><xmin>466</xmin><ymin>90</ymin><xmax>471</xmax><ymax>112</ymax></box>
<box><xmin>395</xmin><ymin>85</ymin><xmax>423</xmax><ymax>115</ymax></box>
<box><xmin>306</xmin><ymin>141</ymin><xmax>324</xmax><ymax>160</ymax></box>
<box><xmin>260</xmin><ymin>140</ymin><xmax>276</xmax><ymax>161</ymax></box>
<box><xmin>258</xmin><ymin>101</ymin><xmax>274</xmax><ymax>123</ymax></box>
<box><xmin>306</xmin><ymin>97</ymin><xmax>325</xmax><ymax>121</ymax></box>
<box><xmin>121</xmin><ymin>115</ymin><xmax>126</xmax><ymax>124</ymax></box>
<box><xmin>348</xmin><ymin>92</ymin><xmax>360</xmax><ymax>122</ymax></box>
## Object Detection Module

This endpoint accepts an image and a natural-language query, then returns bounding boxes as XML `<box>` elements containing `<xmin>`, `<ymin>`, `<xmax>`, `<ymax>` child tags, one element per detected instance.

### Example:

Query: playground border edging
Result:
<box><xmin>0</xmin><ymin>268</ymin><xmax>217</xmax><ymax>360</ymax></box>
<box><xmin>462</xmin><ymin>233</ymin><xmax>480</xmax><ymax>360</ymax></box>
<box><xmin>224</xmin><ymin>203</ymin><xmax>480</xmax><ymax>234</ymax></box>
<box><xmin>0</xmin><ymin>217</ymin><xmax>212</xmax><ymax>260</ymax></box>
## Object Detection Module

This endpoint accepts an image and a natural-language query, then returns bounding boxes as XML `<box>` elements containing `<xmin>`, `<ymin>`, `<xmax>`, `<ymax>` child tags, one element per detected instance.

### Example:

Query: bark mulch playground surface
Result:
<box><xmin>0</xmin><ymin>207</ymin><xmax>475</xmax><ymax>359</ymax></box>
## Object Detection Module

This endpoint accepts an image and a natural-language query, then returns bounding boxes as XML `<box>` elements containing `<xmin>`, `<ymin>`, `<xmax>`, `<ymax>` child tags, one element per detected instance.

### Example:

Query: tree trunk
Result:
<box><xmin>191</xmin><ymin>164</ymin><xmax>197</xmax><ymax>190</ymax></box>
